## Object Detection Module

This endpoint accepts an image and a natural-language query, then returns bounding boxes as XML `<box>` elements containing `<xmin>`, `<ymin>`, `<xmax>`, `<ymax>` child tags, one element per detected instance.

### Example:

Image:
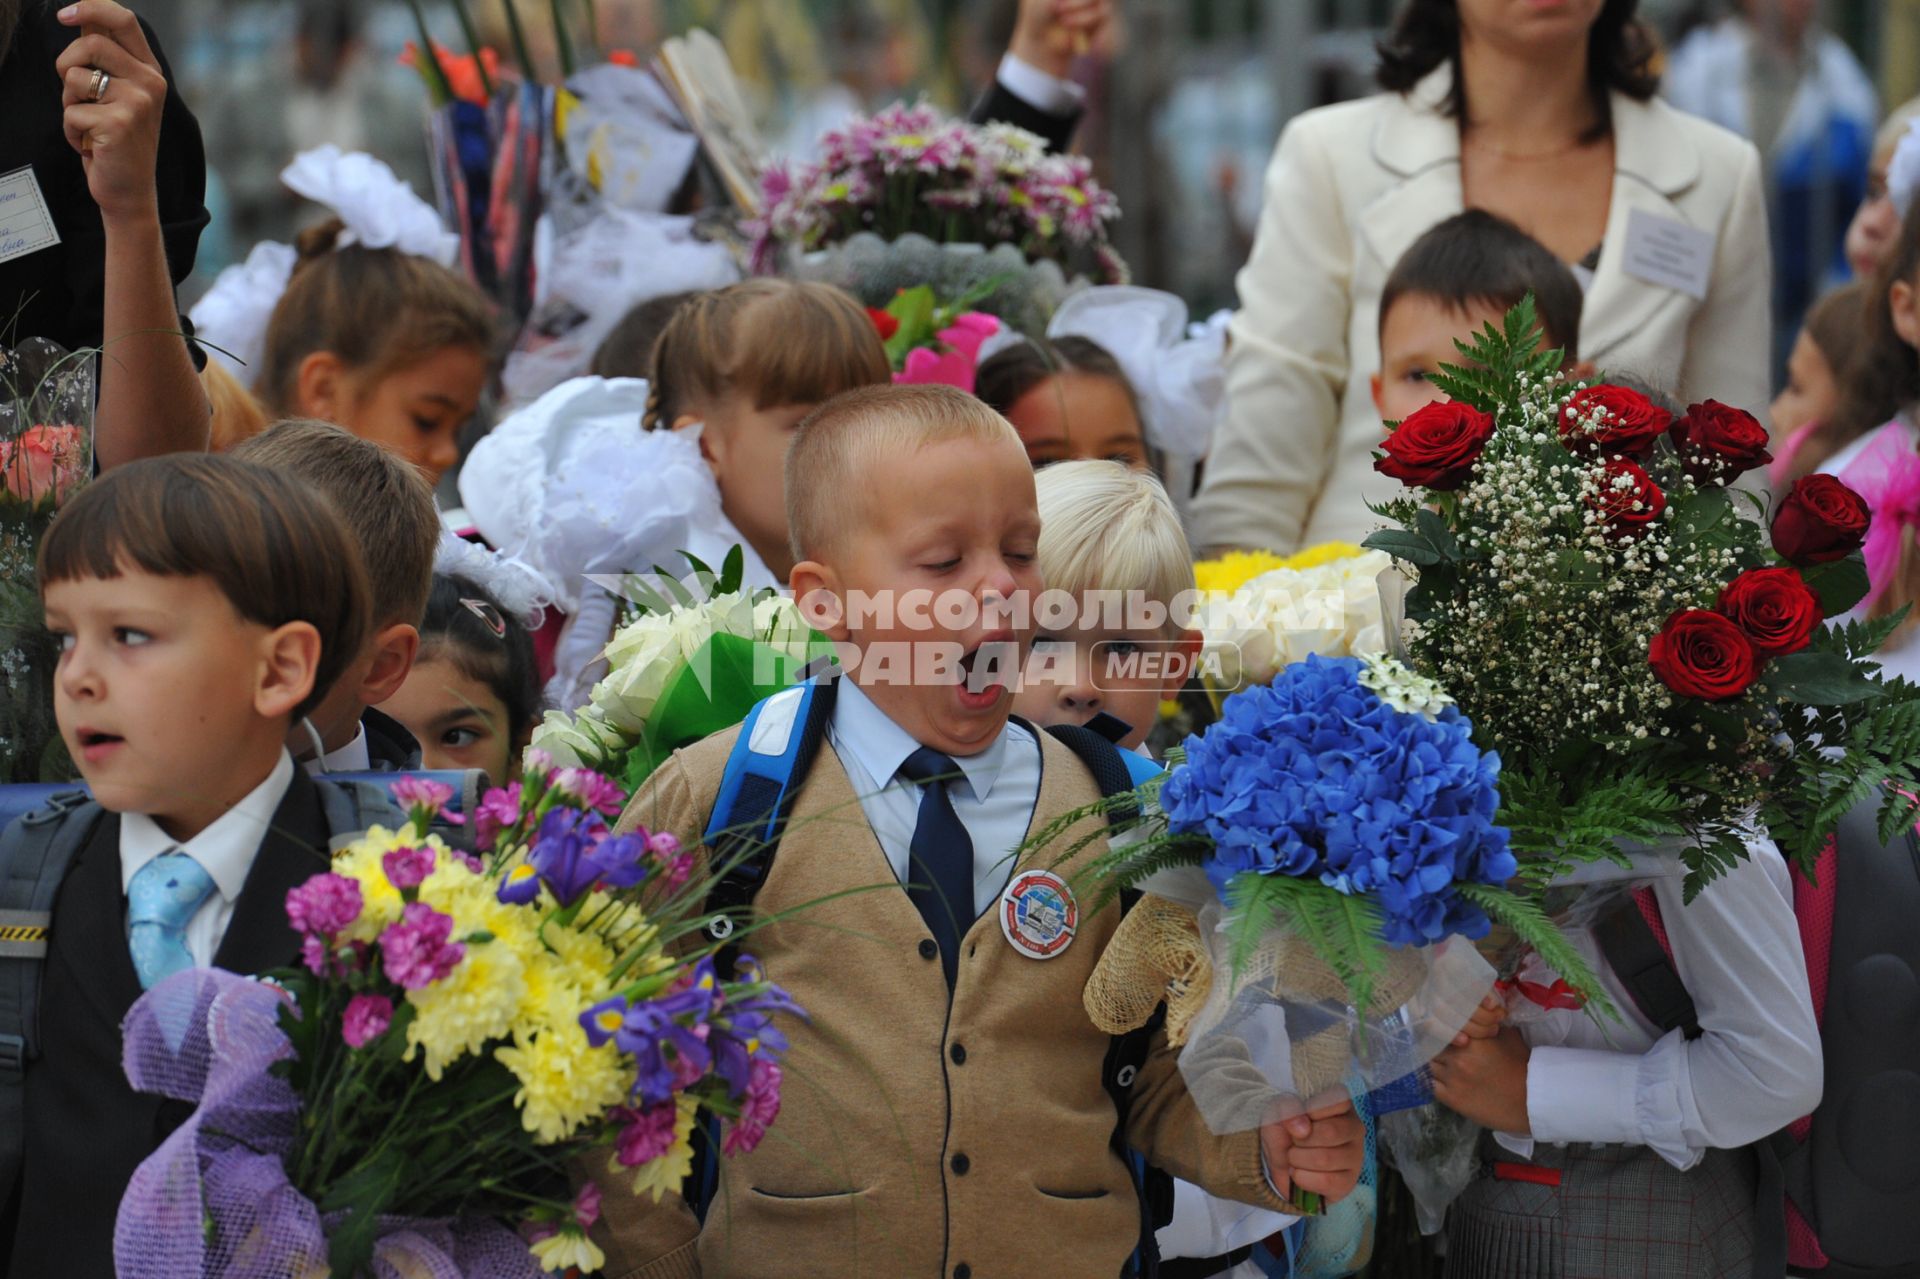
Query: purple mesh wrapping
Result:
<box><xmin>114</xmin><ymin>968</ymin><xmax>540</xmax><ymax>1278</ymax></box>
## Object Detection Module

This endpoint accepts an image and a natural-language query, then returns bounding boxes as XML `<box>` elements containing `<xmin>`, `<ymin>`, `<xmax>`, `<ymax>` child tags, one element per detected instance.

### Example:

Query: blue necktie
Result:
<box><xmin>127</xmin><ymin>851</ymin><xmax>216</xmax><ymax>990</ymax></box>
<box><xmin>899</xmin><ymin>747</ymin><xmax>976</xmax><ymax>990</ymax></box>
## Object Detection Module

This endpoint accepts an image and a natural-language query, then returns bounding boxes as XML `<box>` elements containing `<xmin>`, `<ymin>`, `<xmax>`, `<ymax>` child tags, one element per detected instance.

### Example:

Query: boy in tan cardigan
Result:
<box><xmin>597</xmin><ymin>385</ymin><xmax>1362</xmax><ymax>1277</ymax></box>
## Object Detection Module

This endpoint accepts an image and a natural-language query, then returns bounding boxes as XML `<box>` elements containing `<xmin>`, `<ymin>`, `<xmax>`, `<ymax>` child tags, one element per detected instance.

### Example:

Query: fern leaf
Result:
<box><xmin>1457</xmin><ymin>883</ymin><xmax>1618</xmax><ymax>1024</ymax></box>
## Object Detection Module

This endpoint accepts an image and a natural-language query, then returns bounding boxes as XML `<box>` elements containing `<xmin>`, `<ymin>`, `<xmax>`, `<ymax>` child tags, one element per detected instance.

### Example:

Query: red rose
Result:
<box><xmin>1670</xmin><ymin>400</ymin><xmax>1773</xmax><ymax>485</ymax></box>
<box><xmin>1586</xmin><ymin>458</ymin><xmax>1666</xmax><ymax>540</ymax></box>
<box><xmin>1374</xmin><ymin>400</ymin><xmax>1496</xmax><ymax>491</ymax></box>
<box><xmin>1649</xmin><ymin>610</ymin><xmax>1760</xmax><ymax>701</ymax></box>
<box><xmin>867</xmin><ymin>307</ymin><xmax>900</xmax><ymax>341</ymax></box>
<box><xmin>1771</xmin><ymin>474</ymin><xmax>1870</xmax><ymax>565</ymax></box>
<box><xmin>1558</xmin><ymin>385</ymin><xmax>1673</xmax><ymax>459</ymax></box>
<box><xmin>1716</xmin><ymin>567</ymin><xmax>1820</xmax><ymax>656</ymax></box>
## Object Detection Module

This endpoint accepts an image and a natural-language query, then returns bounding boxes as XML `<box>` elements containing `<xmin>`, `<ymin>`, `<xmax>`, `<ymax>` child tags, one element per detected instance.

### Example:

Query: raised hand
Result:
<box><xmin>55</xmin><ymin>0</ymin><xmax>167</xmax><ymax>221</ymax></box>
<box><xmin>1009</xmin><ymin>0</ymin><xmax>1112</xmax><ymax>79</ymax></box>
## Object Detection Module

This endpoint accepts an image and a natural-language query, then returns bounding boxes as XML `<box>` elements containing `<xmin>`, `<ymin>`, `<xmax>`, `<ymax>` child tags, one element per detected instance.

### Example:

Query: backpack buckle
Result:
<box><xmin>0</xmin><ymin>1032</ymin><xmax>26</xmax><ymax>1079</ymax></box>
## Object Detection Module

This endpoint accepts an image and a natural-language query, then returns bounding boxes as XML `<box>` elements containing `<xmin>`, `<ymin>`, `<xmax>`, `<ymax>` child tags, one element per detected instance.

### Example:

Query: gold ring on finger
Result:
<box><xmin>88</xmin><ymin>67</ymin><xmax>110</xmax><ymax>102</ymax></box>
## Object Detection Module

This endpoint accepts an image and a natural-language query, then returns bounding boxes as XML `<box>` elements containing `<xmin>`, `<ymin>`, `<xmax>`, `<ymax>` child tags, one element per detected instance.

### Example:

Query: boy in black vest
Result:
<box><xmin>0</xmin><ymin>454</ymin><xmax>387</xmax><ymax>1278</ymax></box>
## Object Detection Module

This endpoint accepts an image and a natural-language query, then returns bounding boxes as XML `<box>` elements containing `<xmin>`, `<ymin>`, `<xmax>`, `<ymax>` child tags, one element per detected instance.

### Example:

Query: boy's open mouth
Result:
<box><xmin>76</xmin><ymin>728</ymin><xmax>125</xmax><ymax>762</ymax></box>
<box><xmin>957</xmin><ymin>638</ymin><xmax>1019</xmax><ymax>708</ymax></box>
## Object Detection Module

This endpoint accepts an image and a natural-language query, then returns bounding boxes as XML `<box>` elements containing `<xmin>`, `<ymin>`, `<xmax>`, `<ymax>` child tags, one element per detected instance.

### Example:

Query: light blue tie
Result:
<box><xmin>127</xmin><ymin>851</ymin><xmax>216</xmax><ymax>990</ymax></box>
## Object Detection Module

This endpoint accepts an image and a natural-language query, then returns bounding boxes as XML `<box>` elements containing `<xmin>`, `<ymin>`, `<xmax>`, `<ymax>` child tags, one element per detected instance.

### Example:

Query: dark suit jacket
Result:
<box><xmin>970</xmin><ymin>76</ymin><xmax>1080</xmax><ymax>155</ymax></box>
<box><xmin>362</xmin><ymin>706</ymin><xmax>424</xmax><ymax>772</ymax></box>
<box><xmin>5</xmin><ymin>768</ymin><xmax>333</xmax><ymax>1279</ymax></box>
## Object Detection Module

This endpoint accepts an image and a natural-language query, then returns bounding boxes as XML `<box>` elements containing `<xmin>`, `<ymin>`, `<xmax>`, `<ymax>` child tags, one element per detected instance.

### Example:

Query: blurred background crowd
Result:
<box><xmin>157</xmin><ymin>0</ymin><xmax>1908</xmax><ymax>335</ymax></box>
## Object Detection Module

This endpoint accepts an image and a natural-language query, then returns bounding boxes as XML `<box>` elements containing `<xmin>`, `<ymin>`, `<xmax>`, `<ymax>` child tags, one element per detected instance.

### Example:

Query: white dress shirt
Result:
<box><xmin>302</xmin><ymin>722</ymin><xmax>370</xmax><ymax>776</ymax></box>
<box><xmin>995</xmin><ymin>52</ymin><xmax>1085</xmax><ymax>118</ymax></box>
<box><xmin>119</xmin><ymin>750</ymin><xmax>297</xmax><ymax>966</ymax></box>
<box><xmin>827</xmin><ymin>677</ymin><xmax>1040</xmax><ymax>919</ymax></box>
<box><xmin>1494</xmin><ymin>841</ymin><xmax>1823</xmax><ymax>1170</ymax></box>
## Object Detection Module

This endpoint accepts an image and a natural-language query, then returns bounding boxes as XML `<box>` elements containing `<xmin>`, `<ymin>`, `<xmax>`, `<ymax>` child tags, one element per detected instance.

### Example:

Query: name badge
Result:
<box><xmin>0</xmin><ymin>167</ymin><xmax>61</xmax><ymax>268</ymax></box>
<box><xmin>1000</xmin><ymin>869</ymin><xmax>1077</xmax><ymax>960</ymax></box>
<box><xmin>1620</xmin><ymin>207</ymin><xmax>1714</xmax><ymax>301</ymax></box>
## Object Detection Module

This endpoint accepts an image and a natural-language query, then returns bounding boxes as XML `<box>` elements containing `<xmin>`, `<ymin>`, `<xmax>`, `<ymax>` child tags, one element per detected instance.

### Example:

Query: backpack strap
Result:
<box><xmin>1594</xmin><ymin>888</ymin><xmax>1700</xmax><ymax>1040</ymax></box>
<box><xmin>322</xmin><ymin>769</ymin><xmax>481</xmax><ymax>850</ymax></box>
<box><xmin>699</xmin><ymin>678</ymin><xmax>838</xmax><ymax>982</ymax></box>
<box><xmin>1041</xmin><ymin>724</ymin><xmax>1173</xmax><ymax>1276</ymax></box>
<box><xmin>0</xmin><ymin>792</ymin><xmax>104</xmax><ymax>1212</ymax></box>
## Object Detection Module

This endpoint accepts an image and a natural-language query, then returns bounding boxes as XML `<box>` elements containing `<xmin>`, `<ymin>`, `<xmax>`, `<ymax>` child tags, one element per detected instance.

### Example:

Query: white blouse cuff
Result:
<box><xmin>996</xmin><ymin>52</ymin><xmax>1085</xmax><ymax>117</ymax></box>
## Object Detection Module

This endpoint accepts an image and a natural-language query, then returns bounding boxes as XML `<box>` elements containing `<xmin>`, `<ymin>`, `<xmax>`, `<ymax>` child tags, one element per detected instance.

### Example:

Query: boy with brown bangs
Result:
<box><xmin>596</xmin><ymin>385</ymin><xmax>1364</xmax><ymax>1278</ymax></box>
<box><xmin>0</xmin><ymin>454</ymin><xmax>401</xmax><ymax>1278</ymax></box>
<box><xmin>233</xmin><ymin>418</ymin><xmax>440</xmax><ymax>773</ymax></box>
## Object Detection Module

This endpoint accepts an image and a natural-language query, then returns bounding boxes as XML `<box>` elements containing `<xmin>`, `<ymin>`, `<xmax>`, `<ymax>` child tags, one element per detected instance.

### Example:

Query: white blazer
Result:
<box><xmin>1192</xmin><ymin>66</ymin><xmax>1773</xmax><ymax>555</ymax></box>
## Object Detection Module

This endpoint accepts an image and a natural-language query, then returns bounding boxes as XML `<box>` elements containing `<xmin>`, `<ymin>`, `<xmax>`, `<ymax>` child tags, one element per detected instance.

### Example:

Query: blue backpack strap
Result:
<box><xmin>0</xmin><ymin>791</ymin><xmax>104</xmax><ymax>1211</ymax></box>
<box><xmin>700</xmin><ymin>678</ymin><xmax>838</xmax><ymax>977</ymax></box>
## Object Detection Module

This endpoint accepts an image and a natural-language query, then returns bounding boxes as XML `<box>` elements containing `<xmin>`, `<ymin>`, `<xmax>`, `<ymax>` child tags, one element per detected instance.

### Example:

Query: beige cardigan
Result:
<box><xmin>1192</xmin><ymin>66</ymin><xmax>1773</xmax><ymax>555</ymax></box>
<box><xmin>594</xmin><ymin>725</ymin><xmax>1286</xmax><ymax>1278</ymax></box>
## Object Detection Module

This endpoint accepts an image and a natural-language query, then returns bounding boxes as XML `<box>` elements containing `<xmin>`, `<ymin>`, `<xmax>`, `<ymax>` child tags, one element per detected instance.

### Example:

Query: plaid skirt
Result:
<box><xmin>1447</xmin><ymin>1137</ymin><xmax>1757</xmax><ymax>1278</ymax></box>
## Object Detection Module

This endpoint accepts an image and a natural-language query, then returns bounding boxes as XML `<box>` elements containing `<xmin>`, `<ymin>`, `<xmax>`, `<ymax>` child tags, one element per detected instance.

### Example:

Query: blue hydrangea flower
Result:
<box><xmin>1162</xmin><ymin>654</ymin><xmax>1515</xmax><ymax>946</ymax></box>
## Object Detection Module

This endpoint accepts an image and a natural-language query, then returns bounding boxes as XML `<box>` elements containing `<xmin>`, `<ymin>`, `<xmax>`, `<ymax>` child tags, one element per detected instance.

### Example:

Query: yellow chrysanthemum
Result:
<box><xmin>529</xmin><ymin>1227</ymin><xmax>605</xmax><ymax>1275</ymax></box>
<box><xmin>1192</xmin><ymin>542</ymin><xmax>1366</xmax><ymax>598</ymax></box>
<box><xmin>624</xmin><ymin>1096</ymin><xmax>699</xmax><ymax>1203</ymax></box>
<box><xmin>404</xmin><ymin>938</ymin><xmax>528</xmax><ymax>1080</ymax></box>
<box><xmin>494</xmin><ymin>1019</ymin><xmax>630</xmax><ymax>1145</ymax></box>
<box><xmin>329</xmin><ymin>825</ymin><xmax>426</xmax><ymax>941</ymax></box>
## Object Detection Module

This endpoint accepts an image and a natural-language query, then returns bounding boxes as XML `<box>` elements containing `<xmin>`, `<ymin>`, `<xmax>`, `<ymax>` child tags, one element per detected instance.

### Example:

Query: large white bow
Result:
<box><xmin>280</xmin><ymin>145</ymin><xmax>460</xmax><ymax>266</ymax></box>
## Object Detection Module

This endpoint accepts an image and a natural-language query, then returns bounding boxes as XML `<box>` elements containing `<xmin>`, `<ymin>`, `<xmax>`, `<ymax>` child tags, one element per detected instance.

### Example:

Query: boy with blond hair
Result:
<box><xmin>597</xmin><ymin>384</ymin><xmax>1361</xmax><ymax>1277</ymax></box>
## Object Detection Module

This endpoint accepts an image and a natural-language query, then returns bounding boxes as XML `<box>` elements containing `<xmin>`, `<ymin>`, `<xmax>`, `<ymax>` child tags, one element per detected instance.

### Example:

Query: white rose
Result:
<box><xmin>529</xmin><ymin>708</ymin><xmax>620</xmax><ymax>770</ymax></box>
<box><xmin>755</xmin><ymin>593</ymin><xmax>820</xmax><ymax>664</ymax></box>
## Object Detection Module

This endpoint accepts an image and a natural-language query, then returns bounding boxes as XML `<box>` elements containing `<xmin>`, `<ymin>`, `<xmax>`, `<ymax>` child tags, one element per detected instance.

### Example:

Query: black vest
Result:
<box><xmin>5</xmin><ymin>769</ymin><xmax>331</xmax><ymax>1278</ymax></box>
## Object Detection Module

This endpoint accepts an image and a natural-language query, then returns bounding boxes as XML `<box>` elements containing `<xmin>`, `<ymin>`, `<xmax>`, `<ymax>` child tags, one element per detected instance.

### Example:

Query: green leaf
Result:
<box><xmin>1769</xmin><ymin>650</ymin><xmax>1881</xmax><ymax>706</ymax></box>
<box><xmin>1803</xmin><ymin>558</ymin><xmax>1871</xmax><ymax>619</ymax></box>
<box><xmin>1670</xmin><ymin>488</ymin><xmax>1733</xmax><ymax>540</ymax></box>
<box><xmin>1413</xmin><ymin>508</ymin><xmax>1462</xmax><ymax>562</ymax></box>
<box><xmin>883</xmin><ymin>286</ymin><xmax>939</xmax><ymax>366</ymax></box>
<box><xmin>1362</xmin><ymin>530</ymin><xmax>1446</xmax><ymax>568</ymax></box>
<box><xmin>1457</xmin><ymin>883</ymin><xmax>1617</xmax><ymax>1023</ymax></box>
<box><xmin>719</xmin><ymin>544</ymin><xmax>745</xmax><ymax>597</ymax></box>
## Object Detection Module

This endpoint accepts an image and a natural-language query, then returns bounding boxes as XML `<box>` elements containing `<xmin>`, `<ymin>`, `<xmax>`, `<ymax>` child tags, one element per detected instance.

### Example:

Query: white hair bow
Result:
<box><xmin>435</xmin><ymin>530</ymin><xmax>558</xmax><ymax>632</ymax></box>
<box><xmin>188</xmin><ymin>241</ymin><xmax>298</xmax><ymax>380</ymax></box>
<box><xmin>280</xmin><ymin>145</ymin><xmax>460</xmax><ymax>266</ymax></box>
<box><xmin>1891</xmin><ymin>119</ymin><xmax>1920</xmax><ymax>223</ymax></box>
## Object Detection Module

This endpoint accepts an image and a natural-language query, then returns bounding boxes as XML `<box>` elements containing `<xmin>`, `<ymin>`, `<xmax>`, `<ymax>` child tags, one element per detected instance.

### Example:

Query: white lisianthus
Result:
<box><xmin>1203</xmin><ymin>550</ymin><xmax>1394</xmax><ymax>687</ymax></box>
<box><xmin>588</xmin><ymin>591</ymin><xmax>760</xmax><ymax>733</ymax></box>
<box><xmin>527</xmin><ymin>707</ymin><xmax>622</xmax><ymax>770</ymax></box>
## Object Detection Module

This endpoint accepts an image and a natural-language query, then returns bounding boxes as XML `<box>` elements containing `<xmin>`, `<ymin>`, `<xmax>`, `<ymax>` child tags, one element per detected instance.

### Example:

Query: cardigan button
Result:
<box><xmin>951</xmin><ymin>1152</ymin><xmax>970</xmax><ymax>1175</ymax></box>
<box><xmin>949</xmin><ymin>1042</ymin><xmax>966</xmax><ymax>1066</ymax></box>
<box><xmin>954</xmin><ymin>1265</ymin><xmax>972</xmax><ymax>1279</ymax></box>
<box><xmin>918</xmin><ymin>938</ymin><xmax>939</xmax><ymax>961</ymax></box>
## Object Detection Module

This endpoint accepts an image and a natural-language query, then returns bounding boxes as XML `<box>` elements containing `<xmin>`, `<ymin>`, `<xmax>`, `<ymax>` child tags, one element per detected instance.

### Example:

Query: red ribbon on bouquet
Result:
<box><xmin>1497</xmin><ymin>975</ymin><xmax>1588</xmax><ymax>1012</ymax></box>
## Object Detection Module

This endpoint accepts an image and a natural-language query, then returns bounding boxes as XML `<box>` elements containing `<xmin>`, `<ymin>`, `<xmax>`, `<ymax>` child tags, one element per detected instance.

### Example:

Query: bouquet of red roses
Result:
<box><xmin>1366</xmin><ymin>299</ymin><xmax>1920</xmax><ymax>894</ymax></box>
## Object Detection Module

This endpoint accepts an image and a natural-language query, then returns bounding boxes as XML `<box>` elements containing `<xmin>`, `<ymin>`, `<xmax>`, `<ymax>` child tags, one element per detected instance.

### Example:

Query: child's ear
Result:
<box><xmin>360</xmin><ymin>623</ymin><xmax>421</xmax><ymax>707</ymax></box>
<box><xmin>295</xmin><ymin>352</ymin><xmax>350</xmax><ymax>422</ymax></box>
<box><xmin>1892</xmin><ymin>280</ymin><xmax>1920</xmax><ymax>351</ymax></box>
<box><xmin>789</xmin><ymin>560</ymin><xmax>849</xmax><ymax>642</ymax></box>
<box><xmin>1369</xmin><ymin>373</ymin><xmax>1386</xmax><ymax>418</ymax></box>
<box><xmin>257</xmin><ymin>621</ymin><xmax>322</xmax><ymax>721</ymax></box>
<box><xmin>676</xmin><ymin>414</ymin><xmax>720</xmax><ymax>468</ymax></box>
<box><xmin>1166</xmin><ymin>627</ymin><xmax>1203</xmax><ymax>698</ymax></box>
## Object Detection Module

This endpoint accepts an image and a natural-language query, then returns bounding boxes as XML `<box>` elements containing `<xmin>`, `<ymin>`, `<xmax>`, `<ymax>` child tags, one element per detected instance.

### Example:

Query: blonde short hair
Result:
<box><xmin>1035</xmin><ymin>460</ymin><xmax>1194</xmax><ymax>632</ymax></box>
<box><xmin>786</xmin><ymin>384</ymin><xmax>1021</xmax><ymax>561</ymax></box>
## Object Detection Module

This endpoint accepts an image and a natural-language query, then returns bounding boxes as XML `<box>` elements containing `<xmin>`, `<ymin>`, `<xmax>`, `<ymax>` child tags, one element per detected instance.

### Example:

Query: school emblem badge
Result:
<box><xmin>999</xmin><ymin>869</ymin><xmax>1077</xmax><ymax>959</ymax></box>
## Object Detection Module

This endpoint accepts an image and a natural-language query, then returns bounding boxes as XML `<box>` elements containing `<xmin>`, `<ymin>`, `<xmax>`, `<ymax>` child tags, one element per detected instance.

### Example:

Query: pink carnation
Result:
<box><xmin>649</xmin><ymin>831</ymin><xmax>692</xmax><ymax>890</ymax></box>
<box><xmin>285</xmin><ymin>873</ymin><xmax>363</xmax><ymax>937</ymax></box>
<box><xmin>723</xmin><ymin>1060</ymin><xmax>784</xmax><ymax>1156</ymax></box>
<box><xmin>611</xmin><ymin>1102</ymin><xmax>681</xmax><ymax>1168</ymax></box>
<box><xmin>380</xmin><ymin>902</ymin><xmax>465</xmax><ymax>990</ymax></box>
<box><xmin>382</xmin><ymin>845</ymin><xmax>437</xmax><ymax>892</ymax></box>
<box><xmin>391</xmin><ymin>776</ymin><xmax>455</xmax><ymax>813</ymax></box>
<box><xmin>552</xmin><ymin>767</ymin><xmax>625</xmax><ymax>816</ymax></box>
<box><xmin>342</xmin><ymin>994</ymin><xmax>394</xmax><ymax>1048</ymax></box>
<box><xmin>475</xmin><ymin>783</ymin><xmax>522</xmax><ymax>848</ymax></box>
<box><xmin>572</xmin><ymin>1182</ymin><xmax>602</xmax><ymax>1230</ymax></box>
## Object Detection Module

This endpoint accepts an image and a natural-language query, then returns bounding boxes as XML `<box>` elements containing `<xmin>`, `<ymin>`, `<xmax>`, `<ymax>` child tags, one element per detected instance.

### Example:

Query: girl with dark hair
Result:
<box><xmin>384</xmin><ymin>571</ymin><xmax>545</xmax><ymax>783</ymax></box>
<box><xmin>973</xmin><ymin>336</ymin><xmax>1157</xmax><ymax>472</ymax></box>
<box><xmin>1194</xmin><ymin>0</ymin><xmax>1773</xmax><ymax>558</ymax></box>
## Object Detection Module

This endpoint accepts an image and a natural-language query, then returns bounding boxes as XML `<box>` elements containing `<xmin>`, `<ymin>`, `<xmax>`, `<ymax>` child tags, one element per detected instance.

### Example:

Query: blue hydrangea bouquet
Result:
<box><xmin>1071</xmin><ymin>652</ymin><xmax>1602</xmax><ymax>1133</ymax></box>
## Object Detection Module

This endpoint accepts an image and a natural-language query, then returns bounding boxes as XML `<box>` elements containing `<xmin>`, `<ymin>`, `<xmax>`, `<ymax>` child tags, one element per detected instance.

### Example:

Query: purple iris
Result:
<box><xmin>710</xmin><ymin>956</ymin><xmax>805</xmax><ymax>1097</ymax></box>
<box><xmin>499</xmin><ymin>808</ymin><xmax>649</xmax><ymax>908</ymax></box>
<box><xmin>580</xmin><ymin>958</ymin><xmax>724</xmax><ymax>1106</ymax></box>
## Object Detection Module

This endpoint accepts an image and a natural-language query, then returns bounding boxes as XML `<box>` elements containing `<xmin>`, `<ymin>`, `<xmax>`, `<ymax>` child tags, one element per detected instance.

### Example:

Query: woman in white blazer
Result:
<box><xmin>1192</xmin><ymin>0</ymin><xmax>1773</xmax><ymax>556</ymax></box>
